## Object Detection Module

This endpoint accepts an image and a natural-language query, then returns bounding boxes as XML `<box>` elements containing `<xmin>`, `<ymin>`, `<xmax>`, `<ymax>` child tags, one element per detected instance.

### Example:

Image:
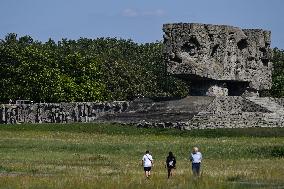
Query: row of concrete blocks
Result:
<box><xmin>0</xmin><ymin>101</ymin><xmax>129</xmax><ymax>124</ymax></box>
<box><xmin>135</xmin><ymin>120</ymin><xmax>284</xmax><ymax>130</ymax></box>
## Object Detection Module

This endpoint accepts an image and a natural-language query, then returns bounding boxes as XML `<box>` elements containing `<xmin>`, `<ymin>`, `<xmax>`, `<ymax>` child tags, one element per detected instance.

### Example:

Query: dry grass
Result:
<box><xmin>0</xmin><ymin>123</ymin><xmax>283</xmax><ymax>188</ymax></box>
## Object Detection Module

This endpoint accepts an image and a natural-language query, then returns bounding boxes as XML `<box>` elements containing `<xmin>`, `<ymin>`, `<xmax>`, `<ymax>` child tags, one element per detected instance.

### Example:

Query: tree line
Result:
<box><xmin>0</xmin><ymin>33</ymin><xmax>283</xmax><ymax>103</ymax></box>
<box><xmin>0</xmin><ymin>33</ymin><xmax>188</xmax><ymax>103</ymax></box>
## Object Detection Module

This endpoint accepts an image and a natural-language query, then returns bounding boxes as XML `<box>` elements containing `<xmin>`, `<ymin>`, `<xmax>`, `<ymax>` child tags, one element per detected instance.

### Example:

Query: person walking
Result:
<box><xmin>165</xmin><ymin>151</ymin><xmax>176</xmax><ymax>179</ymax></box>
<box><xmin>141</xmin><ymin>150</ymin><xmax>154</xmax><ymax>179</ymax></box>
<box><xmin>189</xmin><ymin>147</ymin><xmax>202</xmax><ymax>177</ymax></box>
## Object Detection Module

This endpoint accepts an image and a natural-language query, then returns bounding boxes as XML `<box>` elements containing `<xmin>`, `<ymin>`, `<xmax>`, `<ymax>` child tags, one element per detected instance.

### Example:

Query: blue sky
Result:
<box><xmin>0</xmin><ymin>0</ymin><xmax>283</xmax><ymax>49</ymax></box>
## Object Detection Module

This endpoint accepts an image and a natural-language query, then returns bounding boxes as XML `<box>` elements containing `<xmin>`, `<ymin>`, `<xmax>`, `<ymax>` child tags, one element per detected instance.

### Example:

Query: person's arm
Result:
<box><xmin>150</xmin><ymin>156</ymin><xmax>154</xmax><ymax>167</ymax></box>
<box><xmin>170</xmin><ymin>158</ymin><xmax>176</xmax><ymax>168</ymax></box>
<box><xmin>189</xmin><ymin>153</ymin><xmax>193</xmax><ymax>161</ymax></box>
<box><xmin>141</xmin><ymin>156</ymin><xmax>144</xmax><ymax>166</ymax></box>
<box><xmin>150</xmin><ymin>158</ymin><xmax>154</xmax><ymax>167</ymax></box>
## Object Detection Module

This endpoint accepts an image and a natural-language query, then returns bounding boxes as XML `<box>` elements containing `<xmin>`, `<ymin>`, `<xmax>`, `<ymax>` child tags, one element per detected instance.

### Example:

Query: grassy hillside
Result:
<box><xmin>0</xmin><ymin>123</ymin><xmax>283</xmax><ymax>189</ymax></box>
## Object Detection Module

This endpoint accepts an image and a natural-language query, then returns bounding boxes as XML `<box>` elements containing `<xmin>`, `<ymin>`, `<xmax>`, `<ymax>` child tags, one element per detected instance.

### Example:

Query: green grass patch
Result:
<box><xmin>0</xmin><ymin>123</ymin><xmax>284</xmax><ymax>137</ymax></box>
<box><xmin>0</xmin><ymin>123</ymin><xmax>283</xmax><ymax>188</ymax></box>
<box><xmin>249</xmin><ymin>145</ymin><xmax>284</xmax><ymax>158</ymax></box>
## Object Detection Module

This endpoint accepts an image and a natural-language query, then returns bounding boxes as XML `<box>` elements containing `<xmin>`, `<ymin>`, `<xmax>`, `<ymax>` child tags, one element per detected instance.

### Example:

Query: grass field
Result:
<box><xmin>0</xmin><ymin>123</ymin><xmax>283</xmax><ymax>189</ymax></box>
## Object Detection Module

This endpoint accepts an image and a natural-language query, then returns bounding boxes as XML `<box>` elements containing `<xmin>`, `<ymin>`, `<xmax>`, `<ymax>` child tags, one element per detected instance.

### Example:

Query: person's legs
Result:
<box><xmin>196</xmin><ymin>164</ymin><xmax>200</xmax><ymax>176</ymax></box>
<box><xmin>171</xmin><ymin>168</ymin><xmax>175</xmax><ymax>177</ymax></box>
<box><xmin>167</xmin><ymin>168</ymin><xmax>171</xmax><ymax>178</ymax></box>
<box><xmin>144</xmin><ymin>167</ymin><xmax>148</xmax><ymax>178</ymax></box>
<box><xmin>144</xmin><ymin>167</ymin><xmax>151</xmax><ymax>179</ymax></box>
<box><xmin>192</xmin><ymin>163</ymin><xmax>201</xmax><ymax>177</ymax></box>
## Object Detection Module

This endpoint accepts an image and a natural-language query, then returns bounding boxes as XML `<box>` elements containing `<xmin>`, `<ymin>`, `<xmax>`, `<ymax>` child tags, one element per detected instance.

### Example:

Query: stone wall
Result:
<box><xmin>0</xmin><ymin>101</ymin><xmax>129</xmax><ymax>124</ymax></box>
<box><xmin>136</xmin><ymin>112</ymin><xmax>284</xmax><ymax>130</ymax></box>
<box><xmin>1</xmin><ymin>97</ymin><xmax>284</xmax><ymax>130</ymax></box>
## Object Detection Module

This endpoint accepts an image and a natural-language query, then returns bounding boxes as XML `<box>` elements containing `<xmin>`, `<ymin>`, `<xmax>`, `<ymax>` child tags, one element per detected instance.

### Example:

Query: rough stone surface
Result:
<box><xmin>163</xmin><ymin>23</ymin><xmax>273</xmax><ymax>96</ymax></box>
<box><xmin>1</xmin><ymin>96</ymin><xmax>284</xmax><ymax>130</ymax></box>
<box><xmin>0</xmin><ymin>101</ymin><xmax>129</xmax><ymax>124</ymax></box>
<box><xmin>135</xmin><ymin>97</ymin><xmax>284</xmax><ymax>129</ymax></box>
<box><xmin>96</xmin><ymin>96</ymin><xmax>214</xmax><ymax>123</ymax></box>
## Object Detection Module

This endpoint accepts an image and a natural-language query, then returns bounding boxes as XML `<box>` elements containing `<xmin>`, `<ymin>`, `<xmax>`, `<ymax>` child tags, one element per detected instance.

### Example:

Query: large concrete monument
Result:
<box><xmin>163</xmin><ymin>23</ymin><xmax>273</xmax><ymax>96</ymax></box>
<box><xmin>1</xmin><ymin>23</ymin><xmax>283</xmax><ymax>129</ymax></box>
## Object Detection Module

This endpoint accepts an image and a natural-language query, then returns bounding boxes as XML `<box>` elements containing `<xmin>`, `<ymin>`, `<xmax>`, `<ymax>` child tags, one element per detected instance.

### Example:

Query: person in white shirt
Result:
<box><xmin>189</xmin><ymin>147</ymin><xmax>202</xmax><ymax>176</ymax></box>
<box><xmin>141</xmin><ymin>150</ymin><xmax>154</xmax><ymax>179</ymax></box>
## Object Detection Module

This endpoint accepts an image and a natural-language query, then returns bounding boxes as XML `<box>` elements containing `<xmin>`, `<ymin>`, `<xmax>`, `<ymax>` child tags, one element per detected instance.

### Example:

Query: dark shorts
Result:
<box><xmin>192</xmin><ymin>163</ymin><xmax>201</xmax><ymax>174</ymax></box>
<box><xmin>144</xmin><ymin>167</ymin><xmax>151</xmax><ymax>172</ymax></box>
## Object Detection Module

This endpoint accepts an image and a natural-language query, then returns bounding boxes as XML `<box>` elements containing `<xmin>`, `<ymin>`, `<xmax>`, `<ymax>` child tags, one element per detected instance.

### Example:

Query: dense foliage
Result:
<box><xmin>271</xmin><ymin>48</ymin><xmax>284</xmax><ymax>97</ymax></box>
<box><xmin>1</xmin><ymin>33</ymin><xmax>284</xmax><ymax>103</ymax></box>
<box><xmin>0</xmin><ymin>33</ymin><xmax>188</xmax><ymax>103</ymax></box>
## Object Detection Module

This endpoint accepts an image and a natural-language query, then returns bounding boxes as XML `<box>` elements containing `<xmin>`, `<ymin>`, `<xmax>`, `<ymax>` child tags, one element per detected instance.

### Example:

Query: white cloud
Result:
<box><xmin>142</xmin><ymin>9</ymin><xmax>165</xmax><ymax>17</ymax></box>
<box><xmin>122</xmin><ymin>8</ymin><xmax>166</xmax><ymax>17</ymax></box>
<box><xmin>122</xmin><ymin>9</ymin><xmax>138</xmax><ymax>17</ymax></box>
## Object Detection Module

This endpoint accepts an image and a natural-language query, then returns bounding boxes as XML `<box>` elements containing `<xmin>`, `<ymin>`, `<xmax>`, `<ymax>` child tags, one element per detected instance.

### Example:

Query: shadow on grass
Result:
<box><xmin>0</xmin><ymin>123</ymin><xmax>284</xmax><ymax>138</ymax></box>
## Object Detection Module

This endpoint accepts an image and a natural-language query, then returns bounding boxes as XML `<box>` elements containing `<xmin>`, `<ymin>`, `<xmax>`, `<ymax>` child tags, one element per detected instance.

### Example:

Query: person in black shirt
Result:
<box><xmin>165</xmin><ymin>151</ymin><xmax>176</xmax><ymax>179</ymax></box>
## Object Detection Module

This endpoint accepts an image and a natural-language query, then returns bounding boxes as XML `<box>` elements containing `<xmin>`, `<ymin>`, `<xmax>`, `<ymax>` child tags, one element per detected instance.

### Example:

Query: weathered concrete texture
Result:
<box><xmin>136</xmin><ymin>97</ymin><xmax>284</xmax><ymax>130</ymax></box>
<box><xmin>97</xmin><ymin>96</ymin><xmax>214</xmax><ymax>123</ymax></box>
<box><xmin>274</xmin><ymin>98</ymin><xmax>284</xmax><ymax>107</ymax></box>
<box><xmin>0</xmin><ymin>102</ymin><xmax>129</xmax><ymax>124</ymax></box>
<box><xmin>186</xmin><ymin>96</ymin><xmax>284</xmax><ymax>129</ymax></box>
<box><xmin>1</xmin><ymin>97</ymin><xmax>284</xmax><ymax>130</ymax></box>
<box><xmin>163</xmin><ymin>23</ymin><xmax>272</xmax><ymax>96</ymax></box>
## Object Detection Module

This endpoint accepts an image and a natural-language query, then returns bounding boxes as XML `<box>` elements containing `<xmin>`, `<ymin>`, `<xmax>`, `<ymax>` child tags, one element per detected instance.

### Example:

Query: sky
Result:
<box><xmin>0</xmin><ymin>0</ymin><xmax>283</xmax><ymax>49</ymax></box>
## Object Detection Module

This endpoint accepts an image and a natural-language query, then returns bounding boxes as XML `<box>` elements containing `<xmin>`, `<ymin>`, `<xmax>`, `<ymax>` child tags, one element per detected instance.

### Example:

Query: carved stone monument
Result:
<box><xmin>163</xmin><ymin>23</ymin><xmax>273</xmax><ymax>96</ymax></box>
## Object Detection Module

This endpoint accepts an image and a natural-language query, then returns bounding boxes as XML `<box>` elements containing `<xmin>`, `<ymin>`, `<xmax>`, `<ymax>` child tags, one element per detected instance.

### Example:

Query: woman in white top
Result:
<box><xmin>189</xmin><ymin>147</ymin><xmax>202</xmax><ymax>176</ymax></box>
<box><xmin>141</xmin><ymin>150</ymin><xmax>154</xmax><ymax>179</ymax></box>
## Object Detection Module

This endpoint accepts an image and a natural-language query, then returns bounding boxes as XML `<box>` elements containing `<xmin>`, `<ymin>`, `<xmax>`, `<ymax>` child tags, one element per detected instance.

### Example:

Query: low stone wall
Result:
<box><xmin>0</xmin><ymin>102</ymin><xmax>129</xmax><ymax>124</ymax></box>
<box><xmin>136</xmin><ymin>112</ymin><xmax>284</xmax><ymax>130</ymax></box>
<box><xmin>1</xmin><ymin>97</ymin><xmax>284</xmax><ymax>130</ymax></box>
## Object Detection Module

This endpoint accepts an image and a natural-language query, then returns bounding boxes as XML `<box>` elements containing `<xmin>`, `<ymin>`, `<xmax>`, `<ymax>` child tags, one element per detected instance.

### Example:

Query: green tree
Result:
<box><xmin>0</xmin><ymin>34</ymin><xmax>188</xmax><ymax>103</ymax></box>
<box><xmin>271</xmin><ymin>48</ymin><xmax>284</xmax><ymax>97</ymax></box>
